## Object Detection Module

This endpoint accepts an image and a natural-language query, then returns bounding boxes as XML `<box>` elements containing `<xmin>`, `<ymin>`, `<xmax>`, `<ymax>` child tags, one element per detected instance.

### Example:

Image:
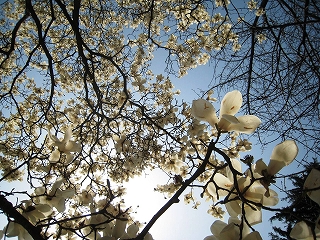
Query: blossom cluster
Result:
<box><xmin>203</xmin><ymin>140</ymin><xmax>298</xmax><ymax>239</ymax></box>
<box><xmin>189</xmin><ymin>90</ymin><xmax>318</xmax><ymax>239</ymax></box>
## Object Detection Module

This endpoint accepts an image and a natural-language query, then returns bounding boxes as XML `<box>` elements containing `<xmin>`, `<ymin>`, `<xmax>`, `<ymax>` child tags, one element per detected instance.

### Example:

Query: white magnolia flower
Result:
<box><xmin>225</xmin><ymin>176</ymin><xmax>278</xmax><ymax>226</ymax></box>
<box><xmin>255</xmin><ymin>140</ymin><xmax>299</xmax><ymax>176</ymax></box>
<box><xmin>304</xmin><ymin>168</ymin><xmax>320</xmax><ymax>206</ymax></box>
<box><xmin>208</xmin><ymin>172</ymin><xmax>278</xmax><ymax>226</ymax></box>
<box><xmin>47</xmin><ymin>126</ymin><xmax>81</xmax><ymax>163</ymax></box>
<box><xmin>191</xmin><ymin>90</ymin><xmax>261</xmax><ymax>134</ymax></box>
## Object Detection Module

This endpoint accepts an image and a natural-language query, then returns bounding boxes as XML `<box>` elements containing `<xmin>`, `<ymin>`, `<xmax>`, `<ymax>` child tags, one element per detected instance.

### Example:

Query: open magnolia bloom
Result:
<box><xmin>205</xmin><ymin>169</ymin><xmax>280</xmax><ymax>229</ymax></box>
<box><xmin>225</xmin><ymin>177</ymin><xmax>278</xmax><ymax>226</ymax></box>
<box><xmin>47</xmin><ymin>126</ymin><xmax>81</xmax><ymax>163</ymax></box>
<box><xmin>191</xmin><ymin>90</ymin><xmax>261</xmax><ymax>134</ymax></box>
<box><xmin>208</xmin><ymin>172</ymin><xmax>278</xmax><ymax>226</ymax></box>
<box><xmin>255</xmin><ymin>140</ymin><xmax>298</xmax><ymax>177</ymax></box>
<box><xmin>304</xmin><ymin>168</ymin><xmax>320</xmax><ymax>206</ymax></box>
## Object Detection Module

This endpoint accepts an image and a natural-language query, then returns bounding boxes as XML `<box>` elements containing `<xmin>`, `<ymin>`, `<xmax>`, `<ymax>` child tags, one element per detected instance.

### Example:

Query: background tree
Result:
<box><xmin>269</xmin><ymin>160</ymin><xmax>320</xmax><ymax>240</ymax></box>
<box><xmin>0</xmin><ymin>0</ymin><xmax>319</xmax><ymax>239</ymax></box>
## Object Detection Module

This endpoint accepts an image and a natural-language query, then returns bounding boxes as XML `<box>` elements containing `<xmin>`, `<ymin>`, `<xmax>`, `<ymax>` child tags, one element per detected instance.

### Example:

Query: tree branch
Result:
<box><xmin>0</xmin><ymin>194</ymin><xmax>45</xmax><ymax>240</ymax></box>
<box><xmin>133</xmin><ymin>140</ymin><xmax>216</xmax><ymax>240</ymax></box>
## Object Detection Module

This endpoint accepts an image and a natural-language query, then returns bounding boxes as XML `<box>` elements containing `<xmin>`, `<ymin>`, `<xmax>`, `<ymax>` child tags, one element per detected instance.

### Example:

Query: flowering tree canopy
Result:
<box><xmin>0</xmin><ymin>0</ymin><xmax>319</xmax><ymax>239</ymax></box>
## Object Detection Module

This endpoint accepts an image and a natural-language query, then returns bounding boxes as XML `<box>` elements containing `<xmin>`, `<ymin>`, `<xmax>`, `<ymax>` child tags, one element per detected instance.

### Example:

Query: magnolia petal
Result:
<box><xmin>207</xmin><ymin>182</ymin><xmax>217</xmax><ymax>198</ymax></box>
<box><xmin>237</xmin><ymin>176</ymin><xmax>251</xmax><ymax>192</ymax></box>
<box><xmin>207</xmin><ymin>173</ymin><xmax>233</xmax><ymax>199</ymax></box>
<box><xmin>65</xmin><ymin>153</ymin><xmax>74</xmax><ymax>164</ymax></box>
<box><xmin>241</xmin><ymin>222</ymin><xmax>251</xmax><ymax>238</ymax></box>
<box><xmin>217</xmin><ymin>118</ymin><xmax>231</xmax><ymax>132</ymax></box>
<box><xmin>49</xmin><ymin>149</ymin><xmax>60</xmax><ymax>163</ymax></box>
<box><xmin>210</xmin><ymin>220</ymin><xmax>227</xmax><ymax>236</ymax></box>
<box><xmin>203</xmin><ymin>236</ymin><xmax>218</xmax><ymax>240</ymax></box>
<box><xmin>143</xmin><ymin>233</ymin><xmax>154</xmax><ymax>240</ymax></box>
<box><xmin>262</xmin><ymin>189</ymin><xmax>279</xmax><ymax>206</ymax></box>
<box><xmin>237</xmin><ymin>177</ymin><xmax>263</xmax><ymax>203</ymax></box>
<box><xmin>221</xmin><ymin>114</ymin><xmax>240</xmax><ymax>124</ymax></box>
<box><xmin>304</xmin><ymin>168</ymin><xmax>320</xmax><ymax>206</ymax></box>
<box><xmin>228</xmin><ymin>216</ymin><xmax>241</xmax><ymax>225</ymax></box>
<box><xmin>254</xmin><ymin>159</ymin><xmax>267</xmax><ymax>176</ymax></box>
<box><xmin>23</xmin><ymin>232</ymin><xmax>33</xmax><ymax>240</ymax></box>
<box><xmin>214</xmin><ymin>173</ymin><xmax>233</xmax><ymax>197</ymax></box>
<box><xmin>218</xmin><ymin>114</ymin><xmax>239</xmax><ymax>131</ymax></box>
<box><xmin>35</xmin><ymin>186</ymin><xmax>46</xmax><ymax>195</ymax></box>
<box><xmin>63</xmin><ymin>126</ymin><xmax>73</xmax><ymax>143</ymax></box>
<box><xmin>55</xmin><ymin>197</ymin><xmax>66</xmax><ymax>213</ymax></box>
<box><xmin>253</xmin><ymin>187</ymin><xmax>279</xmax><ymax>206</ymax></box>
<box><xmin>59</xmin><ymin>189</ymin><xmax>76</xmax><ymax>198</ymax></box>
<box><xmin>127</xmin><ymin>223</ymin><xmax>139</xmax><ymax>238</ymax></box>
<box><xmin>28</xmin><ymin>209</ymin><xmax>46</xmax><ymax>221</ymax></box>
<box><xmin>112</xmin><ymin>219</ymin><xmax>127</xmax><ymax>238</ymax></box>
<box><xmin>270</xmin><ymin>140</ymin><xmax>298</xmax><ymax>165</ymax></box>
<box><xmin>290</xmin><ymin>221</ymin><xmax>312</xmax><ymax>239</ymax></box>
<box><xmin>47</xmin><ymin>128</ymin><xmax>59</xmax><ymax>143</ymax></box>
<box><xmin>5</xmin><ymin>222</ymin><xmax>21</xmax><ymax>237</ymax></box>
<box><xmin>36</xmin><ymin>204</ymin><xmax>53</xmax><ymax>216</ymax></box>
<box><xmin>119</xmin><ymin>232</ymin><xmax>129</xmax><ymax>239</ymax></box>
<box><xmin>267</xmin><ymin>159</ymin><xmax>286</xmax><ymax>176</ymax></box>
<box><xmin>219</xmin><ymin>223</ymin><xmax>240</xmax><ymax>240</ymax></box>
<box><xmin>243</xmin><ymin>231</ymin><xmax>263</xmax><ymax>240</ymax></box>
<box><xmin>245</xmin><ymin>191</ymin><xmax>263</xmax><ymax>204</ymax></box>
<box><xmin>191</xmin><ymin>99</ymin><xmax>219</xmax><ymax>126</ymax></box>
<box><xmin>227</xmin><ymin>115</ymin><xmax>261</xmax><ymax>134</ymax></box>
<box><xmin>65</xmin><ymin>140</ymin><xmax>81</xmax><ymax>152</ymax></box>
<box><xmin>102</xmin><ymin>223</ymin><xmax>113</xmax><ymax>237</ymax></box>
<box><xmin>244</xmin><ymin>205</ymin><xmax>262</xmax><ymax>225</ymax></box>
<box><xmin>49</xmin><ymin>177</ymin><xmax>64</xmax><ymax>196</ymax></box>
<box><xmin>226</xmin><ymin>158</ymin><xmax>242</xmax><ymax>182</ymax></box>
<box><xmin>228</xmin><ymin>217</ymin><xmax>251</xmax><ymax>236</ymax></box>
<box><xmin>226</xmin><ymin>200</ymin><xmax>241</xmax><ymax>217</ymax></box>
<box><xmin>220</xmin><ymin>90</ymin><xmax>243</xmax><ymax>117</ymax></box>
